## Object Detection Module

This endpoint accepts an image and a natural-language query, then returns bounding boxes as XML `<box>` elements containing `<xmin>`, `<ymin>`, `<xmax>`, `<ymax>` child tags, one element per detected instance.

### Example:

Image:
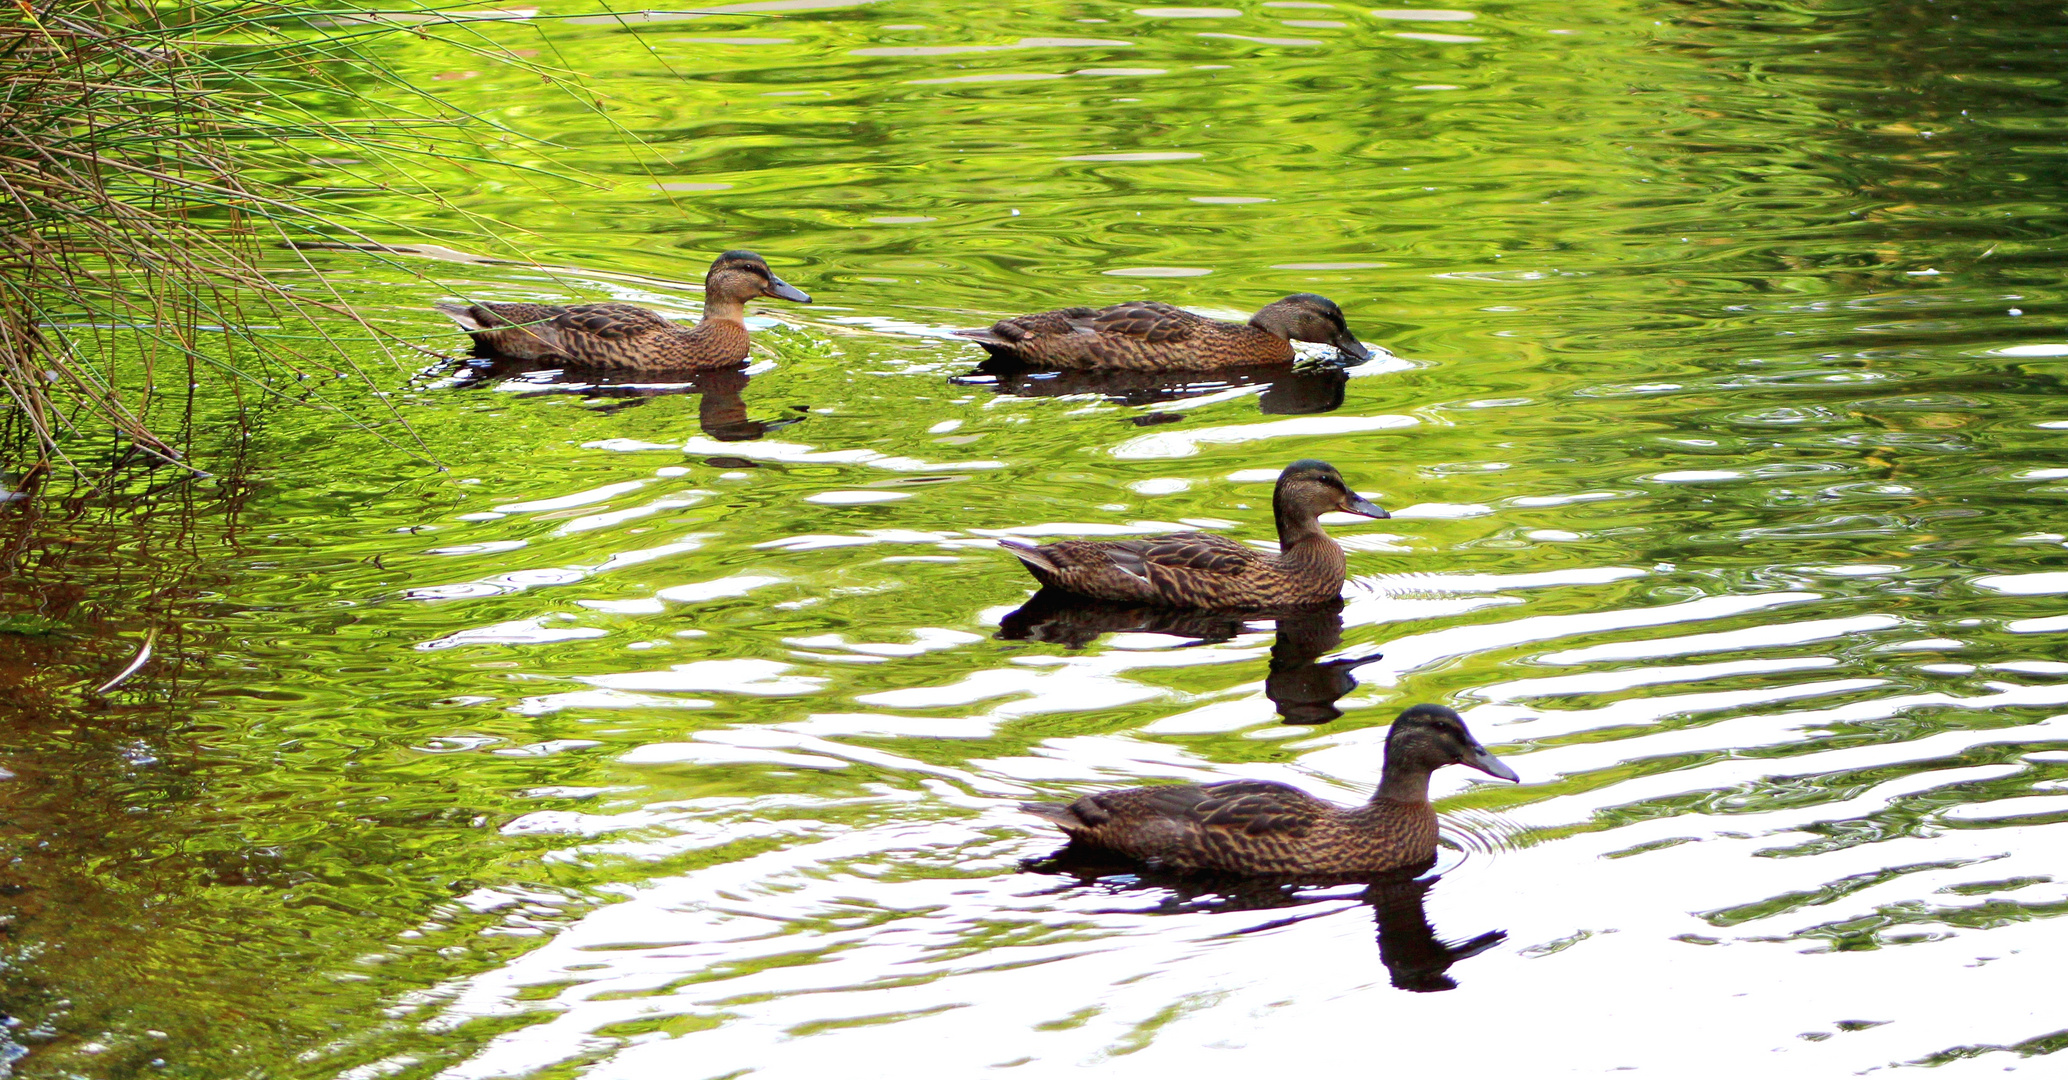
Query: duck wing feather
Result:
<box><xmin>1189</xmin><ymin>779</ymin><xmax>1331</xmax><ymax>837</ymax></box>
<box><xmin>1089</xmin><ymin>301</ymin><xmax>1205</xmax><ymax>344</ymax></box>
<box><xmin>555</xmin><ymin>303</ymin><xmax>679</xmax><ymax>340</ymax></box>
<box><xmin>960</xmin><ymin>306</ymin><xmax>1100</xmax><ymax>344</ymax></box>
<box><xmin>1122</xmin><ymin>531</ymin><xmax>1258</xmax><ymax>574</ymax></box>
<box><xmin>1012</xmin><ymin>532</ymin><xmax>1264</xmax><ymax>604</ymax></box>
<box><xmin>1046</xmin><ymin>779</ymin><xmax>1331</xmax><ymax>872</ymax></box>
<box><xmin>1068</xmin><ymin>779</ymin><xmax>1326</xmax><ymax>833</ymax></box>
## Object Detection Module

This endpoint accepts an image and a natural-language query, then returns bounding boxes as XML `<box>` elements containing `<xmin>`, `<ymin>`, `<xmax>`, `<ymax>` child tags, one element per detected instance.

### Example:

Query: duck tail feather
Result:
<box><xmin>434</xmin><ymin>302</ymin><xmax>487</xmax><ymax>331</ymax></box>
<box><xmin>999</xmin><ymin>538</ymin><xmax>1059</xmax><ymax>574</ymax></box>
<box><xmin>1019</xmin><ymin>802</ymin><xmax>1086</xmax><ymax>829</ymax></box>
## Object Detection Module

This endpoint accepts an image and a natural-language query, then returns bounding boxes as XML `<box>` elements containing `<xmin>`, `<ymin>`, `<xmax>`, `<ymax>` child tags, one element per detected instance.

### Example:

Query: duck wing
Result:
<box><xmin>1032</xmin><ymin>779</ymin><xmax>1334</xmax><ymax>873</ymax></box>
<box><xmin>1063</xmin><ymin>779</ymin><xmax>1326</xmax><ymax>836</ymax></box>
<box><xmin>1122</xmin><ymin>531</ymin><xmax>1258</xmax><ymax>574</ymax></box>
<box><xmin>1009</xmin><ymin>532</ymin><xmax>1261</xmax><ymax>603</ymax></box>
<box><xmin>1089</xmin><ymin>301</ymin><xmax>1206</xmax><ymax>344</ymax></box>
<box><xmin>1108</xmin><ymin>532</ymin><xmax>1264</xmax><ymax>605</ymax></box>
<box><xmin>1190</xmin><ymin>779</ymin><xmax>1332</xmax><ymax>837</ymax></box>
<box><xmin>439</xmin><ymin>301</ymin><xmax>571</xmax><ymax>359</ymax></box>
<box><xmin>555</xmin><ymin>303</ymin><xmax>680</xmax><ymax>340</ymax></box>
<box><xmin>441</xmin><ymin>301</ymin><xmax>681</xmax><ymax>361</ymax></box>
<box><xmin>957</xmin><ymin>306</ymin><xmax>1100</xmax><ymax>345</ymax></box>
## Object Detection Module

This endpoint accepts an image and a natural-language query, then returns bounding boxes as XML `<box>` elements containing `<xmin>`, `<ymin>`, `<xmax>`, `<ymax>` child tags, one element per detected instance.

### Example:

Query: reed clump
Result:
<box><xmin>0</xmin><ymin>0</ymin><xmax>580</xmax><ymax>478</ymax></box>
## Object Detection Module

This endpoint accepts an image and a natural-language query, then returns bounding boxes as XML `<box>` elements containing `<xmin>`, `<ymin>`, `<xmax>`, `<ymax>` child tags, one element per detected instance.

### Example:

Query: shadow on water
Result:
<box><xmin>1024</xmin><ymin>845</ymin><xmax>1505</xmax><ymax>993</ymax></box>
<box><xmin>998</xmin><ymin>591</ymin><xmax>1382</xmax><ymax>724</ymax></box>
<box><xmin>0</xmin><ymin>449</ymin><xmax>561</xmax><ymax>1074</ymax></box>
<box><xmin>0</xmin><ymin>457</ymin><xmax>286</xmax><ymax>1067</ymax></box>
<box><xmin>953</xmin><ymin>359</ymin><xmax>1348</xmax><ymax>417</ymax></box>
<box><xmin>440</xmin><ymin>358</ymin><xmax>808</xmax><ymax>440</ymax></box>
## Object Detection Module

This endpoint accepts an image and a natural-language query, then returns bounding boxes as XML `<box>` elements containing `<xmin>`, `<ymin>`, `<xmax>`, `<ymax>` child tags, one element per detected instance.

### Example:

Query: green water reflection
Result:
<box><xmin>6</xmin><ymin>0</ymin><xmax>2068</xmax><ymax>1075</ymax></box>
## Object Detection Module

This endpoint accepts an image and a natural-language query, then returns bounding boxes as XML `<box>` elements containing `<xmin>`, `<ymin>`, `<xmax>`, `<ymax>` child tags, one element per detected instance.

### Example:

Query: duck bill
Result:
<box><xmin>1465</xmin><ymin>745</ymin><xmax>1520</xmax><ymax>782</ymax></box>
<box><xmin>1343</xmin><ymin>494</ymin><xmax>1389</xmax><ymax>519</ymax></box>
<box><xmin>1335</xmin><ymin>334</ymin><xmax>1372</xmax><ymax>364</ymax></box>
<box><xmin>766</xmin><ymin>276</ymin><xmax>812</xmax><ymax>303</ymax></box>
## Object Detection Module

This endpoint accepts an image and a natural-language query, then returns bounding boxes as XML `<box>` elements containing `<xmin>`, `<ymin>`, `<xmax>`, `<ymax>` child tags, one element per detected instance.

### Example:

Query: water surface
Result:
<box><xmin>5</xmin><ymin>0</ymin><xmax>2068</xmax><ymax>1075</ymax></box>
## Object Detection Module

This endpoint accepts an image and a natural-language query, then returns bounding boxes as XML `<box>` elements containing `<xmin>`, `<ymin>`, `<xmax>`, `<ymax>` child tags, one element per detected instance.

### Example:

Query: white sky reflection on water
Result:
<box><xmin>146</xmin><ymin>2</ymin><xmax>2068</xmax><ymax>1074</ymax></box>
<box><xmin>390</xmin><ymin>529</ymin><xmax>2068</xmax><ymax>1077</ymax></box>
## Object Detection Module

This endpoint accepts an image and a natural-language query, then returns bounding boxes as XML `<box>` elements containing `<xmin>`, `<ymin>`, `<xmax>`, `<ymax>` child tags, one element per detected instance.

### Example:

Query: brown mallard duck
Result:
<box><xmin>434</xmin><ymin>250</ymin><xmax>810</xmax><ymax>370</ymax></box>
<box><xmin>953</xmin><ymin>293</ymin><xmax>1371</xmax><ymax>372</ymax></box>
<box><xmin>1020</xmin><ymin>704</ymin><xmax>1519</xmax><ymax>876</ymax></box>
<box><xmin>998</xmin><ymin>459</ymin><xmax>1386</xmax><ymax>608</ymax></box>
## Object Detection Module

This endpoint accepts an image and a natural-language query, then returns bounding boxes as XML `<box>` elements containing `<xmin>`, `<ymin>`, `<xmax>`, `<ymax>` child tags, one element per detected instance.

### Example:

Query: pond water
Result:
<box><xmin>6</xmin><ymin>0</ymin><xmax>2068</xmax><ymax>1075</ymax></box>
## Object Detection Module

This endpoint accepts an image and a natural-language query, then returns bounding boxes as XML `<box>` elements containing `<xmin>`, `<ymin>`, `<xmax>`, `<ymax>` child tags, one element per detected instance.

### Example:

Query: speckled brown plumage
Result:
<box><xmin>1020</xmin><ymin>705</ymin><xmax>1519</xmax><ymax>877</ymax></box>
<box><xmin>435</xmin><ymin>250</ymin><xmax>809</xmax><ymax>371</ymax></box>
<box><xmin>998</xmin><ymin>459</ymin><xmax>1386</xmax><ymax>608</ymax></box>
<box><xmin>953</xmin><ymin>293</ymin><xmax>1371</xmax><ymax>372</ymax></box>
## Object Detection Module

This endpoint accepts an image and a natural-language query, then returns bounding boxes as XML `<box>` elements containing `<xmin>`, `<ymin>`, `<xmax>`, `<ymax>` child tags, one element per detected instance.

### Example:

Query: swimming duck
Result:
<box><xmin>434</xmin><ymin>250</ymin><xmax>810</xmax><ymax>370</ymax></box>
<box><xmin>953</xmin><ymin>293</ymin><xmax>1371</xmax><ymax>372</ymax></box>
<box><xmin>1020</xmin><ymin>704</ymin><xmax>1519</xmax><ymax>876</ymax></box>
<box><xmin>998</xmin><ymin>459</ymin><xmax>1386</xmax><ymax>608</ymax></box>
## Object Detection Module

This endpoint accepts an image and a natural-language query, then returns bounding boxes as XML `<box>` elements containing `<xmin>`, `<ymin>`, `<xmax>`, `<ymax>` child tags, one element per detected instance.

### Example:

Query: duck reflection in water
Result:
<box><xmin>436</xmin><ymin>359</ymin><xmax>807</xmax><ymax>441</ymax></box>
<box><xmin>952</xmin><ymin>359</ymin><xmax>1348</xmax><ymax>417</ymax></box>
<box><xmin>997</xmin><ymin>591</ymin><xmax>1382</xmax><ymax>725</ymax></box>
<box><xmin>1025</xmin><ymin>854</ymin><xmax>1506</xmax><ymax>993</ymax></box>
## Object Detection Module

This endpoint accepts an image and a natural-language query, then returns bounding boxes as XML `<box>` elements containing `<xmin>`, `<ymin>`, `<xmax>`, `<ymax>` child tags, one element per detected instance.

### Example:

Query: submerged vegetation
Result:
<box><xmin>0</xmin><ymin>0</ymin><xmax>607</xmax><ymax>477</ymax></box>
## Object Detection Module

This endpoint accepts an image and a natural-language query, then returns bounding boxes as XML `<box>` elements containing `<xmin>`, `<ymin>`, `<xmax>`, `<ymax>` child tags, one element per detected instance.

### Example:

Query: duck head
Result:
<box><xmin>1384</xmin><ymin>704</ymin><xmax>1520</xmax><ymax>782</ymax></box>
<box><xmin>1273</xmin><ymin>459</ymin><xmax>1388</xmax><ymax>531</ymax></box>
<box><xmin>1249</xmin><ymin>293</ymin><xmax>1371</xmax><ymax>363</ymax></box>
<box><xmin>705</xmin><ymin>250</ymin><xmax>812</xmax><ymax>308</ymax></box>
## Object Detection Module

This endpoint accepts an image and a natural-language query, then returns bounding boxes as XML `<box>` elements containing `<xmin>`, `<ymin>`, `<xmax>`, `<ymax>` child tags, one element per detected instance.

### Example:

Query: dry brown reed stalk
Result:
<box><xmin>0</xmin><ymin>0</ymin><xmax>685</xmax><ymax>483</ymax></box>
<box><xmin>11</xmin><ymin>4</ymin><xmax>307</xmax><ymax>473</ymax></box>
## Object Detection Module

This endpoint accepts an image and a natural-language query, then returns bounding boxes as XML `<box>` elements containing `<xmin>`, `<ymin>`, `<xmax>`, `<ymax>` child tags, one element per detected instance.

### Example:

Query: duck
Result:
<box><xmin>434</xmin><ymin>250</ymin><xmax>810</xmax><ymax>370</ymax></box>
<box><xmin>1020</xmin><ymin>704</ymin><xmax>1519</xmax><ymax>877</ymax></box>
<box><xmin>998</xmin><ymin>459</ymin><xmax>1386</xmax><ymax>608</ymax></box>
<box><xmin>953</xmin><ymin>293</ymin><xmax>1371</xmax><ymax>372</ymax></box>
